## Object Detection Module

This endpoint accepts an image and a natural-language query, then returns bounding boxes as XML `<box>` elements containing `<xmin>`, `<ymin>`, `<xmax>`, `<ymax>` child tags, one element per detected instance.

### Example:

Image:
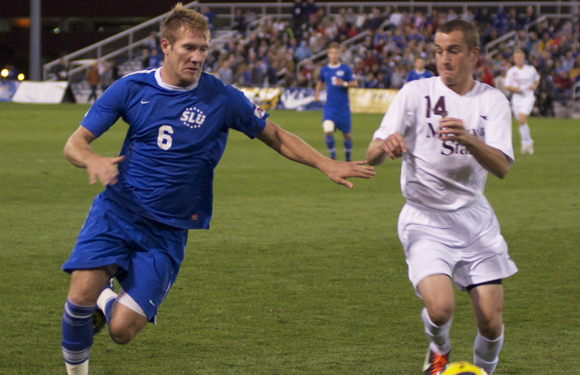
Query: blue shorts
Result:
<box><xmin>62</xmin><ymin>192</ymin><xmax>188</xmax><ymax>322</ymax></box>
<box><xmin>323</xmin><ymin>107</ymin><xmax>352</xmax><ymax>134</ymax></box>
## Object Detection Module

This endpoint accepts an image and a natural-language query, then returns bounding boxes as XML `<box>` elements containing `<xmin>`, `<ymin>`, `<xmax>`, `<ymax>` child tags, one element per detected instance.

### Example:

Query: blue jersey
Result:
<box><xmin>81</xmin><ymin>68</ymin><xmax>268</xmax><ymax>230</ymax></box>
<box><xmin>318</xmin><ymin>63</ymin><xmax>354</xmax><ymax>111</ymax></box>
<box><xmin>405</xmin><ymin>69</ymin><xmax>434</xmax><ymax>83</ymax></box>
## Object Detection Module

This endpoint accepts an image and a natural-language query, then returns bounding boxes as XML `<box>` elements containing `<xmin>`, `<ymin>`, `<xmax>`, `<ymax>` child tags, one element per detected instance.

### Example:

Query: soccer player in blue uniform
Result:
<box><xmin>59</xmin><ymin>5</ymin><xmax>375</xmax><ymax>375</ymax></box>
<box><xmin>314</xmin><ymin>42</ymin><xmax>357</xmax><ymax>161</ymax></box>
<box><xmin>405</xmin><ymin>56</ymin><xmax>434</xmax><ymax>84</ymax></box>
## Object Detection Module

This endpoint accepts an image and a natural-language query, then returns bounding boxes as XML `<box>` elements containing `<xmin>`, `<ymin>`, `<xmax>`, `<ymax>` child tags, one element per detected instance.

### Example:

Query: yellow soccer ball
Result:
<box><xmin>440</xmin><ymin>361</ymin><xmax>488</xmax><ymax>375</ymax></box>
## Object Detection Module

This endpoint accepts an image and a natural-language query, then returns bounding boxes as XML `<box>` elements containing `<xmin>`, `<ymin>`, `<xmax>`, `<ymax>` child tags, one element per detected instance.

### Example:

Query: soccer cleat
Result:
<box><xmin>93</xmin><ymin>279</ymin><xmax>114</xmax><ymax>335</ymax></box>
<box><xmin>527</xmin><ymin>140</ymin><xmax>534</xmax><ymax>154</ymax></box>
<box><xmin>92</xmin><ymin>308</ymin><xmax>106</xmax><ymax>335</ymax></box>
<box><xmin>423</xmin><ymin>349</ymin><xmax>450</xmax><ymax>375</ymax></box>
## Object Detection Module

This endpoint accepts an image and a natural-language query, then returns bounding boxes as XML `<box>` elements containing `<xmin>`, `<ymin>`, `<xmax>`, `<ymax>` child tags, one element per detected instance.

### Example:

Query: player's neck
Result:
<box><xmin>516</xmin><ymin>64</ymin><xmax>525</xmax><ymax>69</ymax></box>
<box><xmin>446</xmin><ymin>78</ymin><xmax>475</xmax><ymax>96</ymax></box>
<box><xmin>329</xmin><ymin>62</ymin><xmax>341</xmax><ymax>68</ymax></box>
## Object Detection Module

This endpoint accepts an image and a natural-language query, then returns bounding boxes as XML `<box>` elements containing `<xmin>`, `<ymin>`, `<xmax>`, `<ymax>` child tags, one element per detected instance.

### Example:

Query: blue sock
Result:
<box><xmin>61</xmin><ymin>299</ymin><xmax>94</xmax><ymax>365</ymax></box>
<box><xmin>325</xmin><ymin>134</ymin><xmax>336</xmax><ymax>159</ymax></box>
<box><xmin>344</xmin><ymin>138</ymin><xmax>353</xmax><ymax>161</ymax></box>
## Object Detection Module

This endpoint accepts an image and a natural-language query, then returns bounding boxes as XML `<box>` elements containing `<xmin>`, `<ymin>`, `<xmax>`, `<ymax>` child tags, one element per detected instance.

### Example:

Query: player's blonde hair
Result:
<box><xmin>162</xmin><ymin>3</ymin><xmax>210</xmax><ymax>44</ymax></box>
<box><xmin>437</xmin><ymin>19</ymin><xmax>480</xmax><ymax>51</ymax></box>
<box><xmin>328</xmin><ymin>42</ymin><xmax>341</xmax><ymax>51</ymax></box>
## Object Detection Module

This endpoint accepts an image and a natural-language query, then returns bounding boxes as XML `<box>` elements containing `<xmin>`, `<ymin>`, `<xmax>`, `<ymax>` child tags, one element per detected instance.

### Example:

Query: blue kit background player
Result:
<box><xmin>314</xmin><ymin>42</ymin><xmax>357</xmax><ymax>161</ymax></box>
<box><xmin>59</xmin><ymin>4</ymin><xmax>375</xmax><ymax>375</ymax></box>
<box><xmin>405</xmin><ymin>56</ymin><xmax>434</xmax><ymax>83</ymax></box>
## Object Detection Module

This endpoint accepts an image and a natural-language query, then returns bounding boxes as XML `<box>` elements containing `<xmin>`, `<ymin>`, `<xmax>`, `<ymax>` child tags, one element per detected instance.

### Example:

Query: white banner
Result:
<box><xmin>12</xmin><ymin>81</ymin><xmax>68</xmax><ymax>104</ymax></box>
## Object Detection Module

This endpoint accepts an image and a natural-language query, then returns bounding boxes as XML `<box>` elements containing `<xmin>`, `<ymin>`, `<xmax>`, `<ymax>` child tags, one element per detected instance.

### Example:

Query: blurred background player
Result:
<box><xmin>505</xmin><ymin>49</ymin><xmax>540</xmax><ymax>154</ymax></box>
<box><xmin>60</xmin><ymin>4</ymin><xmax>374</xmax><ymax>375</ymax></box>
<box><xmin>405</xmin><ymin>56</ymin><xmax>434</xmax><ymax>83</ymax></box>
<box><xmin>314</xmin><ymin>42</ymin><xmax>357</xmax><ymax>161</ymax></box>
<box><xmin>366</xmin><ymin>20</ymin><xmax>517</xmax><ymax>375</ymax></box>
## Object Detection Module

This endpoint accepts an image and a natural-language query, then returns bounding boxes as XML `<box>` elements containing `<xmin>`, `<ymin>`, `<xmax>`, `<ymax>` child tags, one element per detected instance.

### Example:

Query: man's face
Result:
<box><xmin>414</xmin><ymin>58</ymin><xmax>425</xmax><ymax>71</ymax></box>
<box><xmin>161</xmin><ymin>27</ymin><xmax>209</xmax><ymax>87</ymax></box>
<box><xmin>434</xmin><ymin>30</ymin><xmax>478</xmax><ymax>89</ymax></box>
<box><xmin>513</xmin><ymin>51</ymin><xmax>525</xmax><ymax>67</ymax></box>
<box><xmin>328</xmin><ymin>47</ymin><xmax>341</xmax><ymax>65</ymax></box>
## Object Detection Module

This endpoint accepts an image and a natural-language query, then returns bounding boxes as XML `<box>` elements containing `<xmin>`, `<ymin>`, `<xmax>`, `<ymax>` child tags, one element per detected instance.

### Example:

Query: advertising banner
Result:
<box><xmin>348</xmin><ymin>88</ymin><xmax>399</xmax><ymax>114</ymax></box>
<box><xmin>238</xmin><ymin>87</ymin><xmax>284</xmax><ymax>110</ymax></box>
<box><xmin>12</xmin><ymin>81</ymin><xmax>69</xmax><ymax>104</ymax></box>
<box><xmin>277</xmin><ymin>87</ymin><xmax>324</xmax><ymax>111</ymax></box>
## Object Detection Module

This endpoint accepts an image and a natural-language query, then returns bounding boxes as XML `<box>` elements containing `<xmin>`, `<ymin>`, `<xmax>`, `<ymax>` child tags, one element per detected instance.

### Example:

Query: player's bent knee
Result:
<box><xmin>323</xmin><ymin>120</ymin><xmax>335</xmax><ymax>133</ymax></box>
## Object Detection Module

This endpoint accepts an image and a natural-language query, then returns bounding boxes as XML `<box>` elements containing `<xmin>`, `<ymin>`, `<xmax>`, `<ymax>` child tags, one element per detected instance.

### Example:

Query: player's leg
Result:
<box><xmin>323</xmin><ymin>120</ymin><xmax>336</xmax><ymax>159</ymax></box>
<box><xmin>418</xmin><ymin>275</ymin><xmax>454</xmax><ymax>375</ymax></box>
<box><xmin>107</xmin><ymin>292</ymin><xmax>149</xmax><ymax>344</ymax></box>
<box><xmin>62</xmin><ymin>268</ymin><xmax>112</xmax><ymax>375</ymax></box>
<box><xmin>469</xmin><ymin>282</ymin><xmax>505</xmax><ymax>375</ymax></box>
<box><xmin>342</xmin><ymin>132</ymin><xmax>353</xmax><ymax>162</ymax></box>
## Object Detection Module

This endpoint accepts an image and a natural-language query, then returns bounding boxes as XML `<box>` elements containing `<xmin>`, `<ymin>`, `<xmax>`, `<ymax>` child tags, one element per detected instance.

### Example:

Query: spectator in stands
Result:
<box><xmin>144</xmin><ymin>31</ymin><xmax>160</xmax><ymax>53</ymax></box>
<box><xmin>294</xmin><ymin>40</ymin><xmax>314</xmax><ymax>61</ymax></box>
<box><xmin>561</xmin><ymin>50</ymin><xmax>575</xmax><ymax>72</ymax></box>
<box><xmin>147</xmin><ymin>48</ymin><xmax>162</xmax><ymax>68</ymax></box>
<box><xmin>494</xmin><ymin>67</ymin><xmax>510</xmax><ymax>97</ymax></box>
<box><xmin>363</xmin><ymin>72</ymin><xmax>378</xmax><ymax>88</ymax></box>
<box><xmin>53</xmin><ymin>57</ymin><xmax>69</xmax><ymax>81</ymax></box>
<box><xmin>98</xmin><ymin>60</ymin><xmax>113</xmax><ymax>92</ymax></box>
<box><xmin>140</xmin><ymin>48</ymin><xmax>150</xmax><ymax>69</ymax></box>
<box><xmin>233</xmin><ymin>9</ymin><xmax>248</xmax><ymax>36</ymax></box>
<box><xmin>250</xmin><ymin>60</ymin><xmax>264</xmax><ymax>87</ymax></box>
<box><xmin>554</xmin><ymin>68</ymin><xmax>572</xmax><ymax>106</ymax></box>
<box><xmin>202</xmin><ymin>6</ymin><xmax>214</xmax><ymax>31</ymax></box>
<box><xmin>303</xmin><ymin>0</ymin><xmax>318</xmax><ymax>21</ymax></box>
<box><xmin>537</xmin><ymin>70</ymin><xmax>555</xmax><ymax>116</ymax></box>
<box><xmin>387</xmin><ymin>7</ymin><xmax>405</xmax><ymax>30</ymax></box>
<box><xmin>218</xmin><ymin>59</ymin><xmax>234</xmax><ymax>86</ymax></box>
<box><xmin>404</xmin><ymin>56</ymin><xmax>433</xmax><ymax>83</ymax></box>
<box><xmin>86</xmin><ymin>61</ymin><xmax>100</xmax><ymax>102</ymax></box>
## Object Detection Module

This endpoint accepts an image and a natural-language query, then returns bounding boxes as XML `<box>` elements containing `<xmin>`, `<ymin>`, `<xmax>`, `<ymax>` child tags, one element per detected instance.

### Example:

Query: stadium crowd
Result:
<box><xmin>201</xmin><ymin>2</ymin><xmax>580</xmax><ymax>115</ymax></box>
<box><xmin>47</xmin><ymin>1</ymin><xmax>580</xmax><ymax>114</ymax></box>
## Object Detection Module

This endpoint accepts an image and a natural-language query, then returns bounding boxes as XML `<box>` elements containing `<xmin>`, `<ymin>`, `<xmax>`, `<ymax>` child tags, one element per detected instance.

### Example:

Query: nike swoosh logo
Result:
<box><xmin>141</xmin><ymin>101</ymin><xmax>150</xmax><ymax>104</ymax></box>
<box><xmin>149</xmin><ymin>300</ymin><xmax>156</xmax><ymax>306</ymax></box>
<box><xmin>480</xmin><ymin>115</ymin><xmax>487</xmax><ymax>120</ymax></box>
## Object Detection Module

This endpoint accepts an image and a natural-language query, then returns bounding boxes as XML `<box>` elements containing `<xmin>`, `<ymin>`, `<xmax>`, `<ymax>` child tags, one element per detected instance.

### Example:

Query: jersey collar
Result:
<box><xmin>155</xmin><ymin>68</ymin><xmax>200</xmax><ymax>91</ymax></box>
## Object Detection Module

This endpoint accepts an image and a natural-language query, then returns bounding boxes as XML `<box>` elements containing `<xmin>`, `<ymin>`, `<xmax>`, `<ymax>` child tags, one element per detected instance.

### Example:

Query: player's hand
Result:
<box><xmin>379</xmin><ymin>132</ymin><xmax>407</xmax><ymax>160</ymax></box>
<box><xmin>323</xmin><ymin>160</ymin><xmax>375</xmax><ymax>189</ymax></box>
<box><xmin>85</xmin><ymin>155</ymin><xmax>125</xmax><ymax>185</ymax></box>
<box><xmin>438</xmin><ymin>118</ymin><xmax>474</xmax><ymax>145</ymax></box>
<box><xmin>333</xmin><ymin>77</ymin><xmax>345</xmax><ymax>86</ymax></box>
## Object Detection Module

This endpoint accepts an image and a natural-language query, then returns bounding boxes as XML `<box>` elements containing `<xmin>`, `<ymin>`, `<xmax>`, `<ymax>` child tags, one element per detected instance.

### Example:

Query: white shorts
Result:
<box><xmin>398</xmin><ymin>197</ymin><xmax>518</xmax><ymax>295</ymax></box>
<box><xmin>511</xmin><ymin>94</ymin><xmax>535</xmax><ymax>117</ymax></box>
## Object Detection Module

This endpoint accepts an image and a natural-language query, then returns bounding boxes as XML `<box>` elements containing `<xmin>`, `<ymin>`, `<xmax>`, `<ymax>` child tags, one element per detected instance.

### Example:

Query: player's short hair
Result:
<box><xmin>328</xmin><ymin>42</ymin><xmax>341</xmax><ymax>51</ymax></box>
<box><xmin>513</xmin><ymin>48</ymin><xmax>525</xmax><ymax>56</ymax></box>
<box><xmin>162</xmin><ymin>2</ymin><xmax>210</xmax><ymax>44</ymax></box>
<box><xmin>437</xmin><ymin>19</ymin><xmax>480</xmax><ymax>51</ymax></box>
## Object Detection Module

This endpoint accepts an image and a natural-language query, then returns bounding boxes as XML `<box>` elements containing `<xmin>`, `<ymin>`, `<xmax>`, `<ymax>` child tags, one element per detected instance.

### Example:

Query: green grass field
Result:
<box><xmin>0</xmin><ymin>102</ymin><xmax>578</xmax><ymax>374</ymax></box>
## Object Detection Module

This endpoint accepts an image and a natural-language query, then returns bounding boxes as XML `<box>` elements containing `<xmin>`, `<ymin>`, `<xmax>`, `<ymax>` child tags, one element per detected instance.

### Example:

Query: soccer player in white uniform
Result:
<box><xmin>366</xmin><ymin>20</ymin><xmax>517</xmax><ymax>375</ymax></box>
<box><xmin>505</xmin><ymin>49</ymin><xmax>540</xmax><ymax>154</ymax></box>
<box><xmin>59</xmin><ymin>4</ymin><xmax>375</xmax><ymax>375</ymax></box>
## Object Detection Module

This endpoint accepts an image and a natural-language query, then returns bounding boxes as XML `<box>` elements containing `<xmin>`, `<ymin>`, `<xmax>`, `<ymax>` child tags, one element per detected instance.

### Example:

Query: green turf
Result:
<box><xmin>0</xmin><ymin>102</ymin><xmax>578</xmax><ymax>374</ymax></box>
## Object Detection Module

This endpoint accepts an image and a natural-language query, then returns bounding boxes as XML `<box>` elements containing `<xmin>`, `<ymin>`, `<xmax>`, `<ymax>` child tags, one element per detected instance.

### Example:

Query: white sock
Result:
<box><xmin>65</xmin><ymin>359</ymin><xmax>88</xmax><ymax>375</ymax></box>
<box><xmin>421</xmin><ymin>307</ymin><xmax>452</xmax><ymax>354</ymax></box>
<box><xmin>473</xmin><ymin>326</ymin><xmax>504</xmax><ymax>375</ymax></box>
<box><xmin>97</xmin><ymin>287</ymin><xmax>117</xmax><ymax>311</ymax></box>
<box><xmin>519</xmin><ymin>124</ymin><xmax>532</xmax><ymax>144</ymax></box>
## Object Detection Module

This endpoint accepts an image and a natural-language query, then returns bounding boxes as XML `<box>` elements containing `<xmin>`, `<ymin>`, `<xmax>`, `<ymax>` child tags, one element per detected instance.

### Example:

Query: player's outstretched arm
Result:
<box><xmin>63</xmin><ymin>125</ymin><xmax>125</xmax><ymax>185</ymax></box>
<box><xmin>257</xmin><ymin>120</ymin><xmax>375</xmax><ymax>189</ymax></box>
<box><xmin>365</xmin><ymin>132</ymin><xmax>407</xmax><ymax>165</ymax></box>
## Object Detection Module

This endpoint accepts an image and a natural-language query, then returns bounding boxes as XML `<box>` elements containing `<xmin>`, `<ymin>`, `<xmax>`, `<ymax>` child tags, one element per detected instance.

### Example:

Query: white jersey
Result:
<box><xmin>373</xmin><ymin>77</ymin><xmax>514</xmax><ymax>211</ymax></box>
<box><xmin>505</xmin><ymin>64</ymin><xmax>540</xmax><ymax>99</ymax></box>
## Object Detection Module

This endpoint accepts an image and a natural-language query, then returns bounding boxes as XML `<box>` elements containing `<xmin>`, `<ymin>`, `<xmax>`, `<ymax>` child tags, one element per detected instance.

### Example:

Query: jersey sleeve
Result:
<box><xmin>484</xmin><ymin>89</ymin><xmax>514</xmax><ymax>164</ymax></box>
<box><xmin>373</xmin><ymin>84</ymin><xmax>413</xmax><ymax>140</ymax></box>
<box><xmin>504</xmin><ymin>68</ymin><xmax>515</xmax><ymax>88</ymax></box>
<box><xmin>226</xmin><ymin>86</ymin><xmax>268</xmax><ymax>139</ymax></box>
<box><xmin>80</xmin><ymin>80</ymin><xmax>126</xmax><ymax>137</ymax></box>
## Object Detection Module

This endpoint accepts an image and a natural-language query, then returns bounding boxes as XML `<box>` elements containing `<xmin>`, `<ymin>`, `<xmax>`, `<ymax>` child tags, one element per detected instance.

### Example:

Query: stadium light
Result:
<box><xmin>18</xmin><ymin>73</ymin><xmax>25</xmax><ymax>81</ymax></box>
<box><xmin>1</xmin><ymin>69</ymin><xmax>8</xmax><ymax>78</ymax></box>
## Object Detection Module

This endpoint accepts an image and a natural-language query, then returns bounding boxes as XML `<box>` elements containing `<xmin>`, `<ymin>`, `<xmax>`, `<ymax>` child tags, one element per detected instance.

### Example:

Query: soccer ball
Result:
<box><xmin>440</xmin><ymin>361</ymin><xmax>488</xmax><ymax>375</ymax></box>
